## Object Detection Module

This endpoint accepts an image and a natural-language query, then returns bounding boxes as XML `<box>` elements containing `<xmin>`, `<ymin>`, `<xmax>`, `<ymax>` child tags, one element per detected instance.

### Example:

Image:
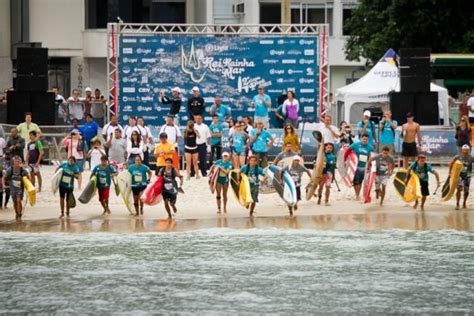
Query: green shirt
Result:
<box><xmin>92</xmin><ymin>165</ymin><xmax>117</xmax><ymax>189</ymax></box>
<box><xmin>128</xmin><ymin>164</ymin><xmax>150</xmax><ymax>187</ymax></box>
<box><xmin>59</xmin><ymin>162</ymin><xmax>80</xmax><ymax>189</ymax></box>
<box><xmin>240</xmin><ymin>165</ymin><xmax>265</xmax><ymax>188</ymax></box>
<box><xmin>17</xmin><ymin>122</ymin><xmax>41</xmax><ymax>142</ymax></box>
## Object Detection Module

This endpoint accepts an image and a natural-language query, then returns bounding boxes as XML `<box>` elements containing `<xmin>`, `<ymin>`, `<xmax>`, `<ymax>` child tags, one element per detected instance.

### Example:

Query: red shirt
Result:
<box><xmin>460</xmin><ymin>102</ymin><xmax>469</xmax><ymax>117</ymax></box>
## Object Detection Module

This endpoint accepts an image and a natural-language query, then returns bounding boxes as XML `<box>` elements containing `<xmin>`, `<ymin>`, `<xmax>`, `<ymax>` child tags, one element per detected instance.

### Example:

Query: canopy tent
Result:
<box><xmin>335</xmin><ymin>48</ymin><xmax>449</xmax><ymax>126</ymax></box>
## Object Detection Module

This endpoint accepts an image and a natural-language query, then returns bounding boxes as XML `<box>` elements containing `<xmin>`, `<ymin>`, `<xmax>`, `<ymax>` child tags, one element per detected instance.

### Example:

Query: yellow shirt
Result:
<box><xmin>17</xmin><ymin>122</ymin><xmax>41</xmax><ymax>141</ymax></box>
<box><xmin>282</xmin><ymin>133</ymin><xmax>300</xmax><ymax>152</ymax></box>
<box><xmin>154</xmin><ymin>142</ymin><xmax>175</xmax><ymax>167</ymax></box>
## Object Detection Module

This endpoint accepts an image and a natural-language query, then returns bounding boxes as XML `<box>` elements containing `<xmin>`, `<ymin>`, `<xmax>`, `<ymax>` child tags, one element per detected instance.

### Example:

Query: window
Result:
<box><xmin>260</xmin><ymin>3</ymin><xmax>281</xmax><ymax>24</ymax></box>
<box><xmin>291</xmin><ymin>3</ymin><xmax>333</xmax><ymax>35</ymax></box>
<box><xmin>343</xmin><ymin>4</ymin><xmax>357</xmax><ymax>36</ymax></box>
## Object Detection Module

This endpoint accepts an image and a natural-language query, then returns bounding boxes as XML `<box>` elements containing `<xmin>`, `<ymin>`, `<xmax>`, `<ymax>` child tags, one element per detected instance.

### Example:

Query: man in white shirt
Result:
<box><xmin>101</xmin><ymin>115</ymin><xmax>124</xmax><ymax>142</ymax></box>
<box><xmin>194</xmin><ymin>114</ymin><xmax>211</xmax><ymax>177</ymax></box>
<box><xmin>160</xmin><ymin>115</ymin><xmax>182</xmax><ymax>148</ymax></box>
<box><xmin>316</xmin><ymin>115</ymin><xmax>340</xmax><ymax>144</ymax></box>
<box><xmin>123</xmin><ymin>116</ymin><xmax>141</xmax><ymax>140</ymax></box>
<box><xmin>67</xmin><ymin>89</ymin><xmax>86</xmax><ymax>121</ymax></box>
<box><xmin>468</xmin><ymin>92</ymin><xmax>474</xmax><ymax>124</ymax></box>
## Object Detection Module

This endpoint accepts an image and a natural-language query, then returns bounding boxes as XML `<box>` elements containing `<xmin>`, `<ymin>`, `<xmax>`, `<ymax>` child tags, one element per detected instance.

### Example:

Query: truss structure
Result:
<box><xmin>107</xmin><ymin>23</ymin><xmax>329</xmax><ymax>122</ymax></box>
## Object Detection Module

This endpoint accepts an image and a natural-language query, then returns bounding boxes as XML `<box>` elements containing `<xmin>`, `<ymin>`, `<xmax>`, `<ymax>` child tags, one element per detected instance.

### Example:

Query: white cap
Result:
<box><xmin>222</xmin><ymin>151</ymin><xmax>230</xmax><ymax>157</ymax></box>
<box><xmin>363</xmin><ymin>110</ymin><xmax>371</xmax><ymax>117</ymax></box>
<box><xmin>192</xmin><ymin>86</ymin><xmax>200</xmax><ymax>92</ymax></box>
<box><xmin>293</xmin><ymin>155</ymin><xmax>302</xmax><ymax>161</ymax></box>
<box><xmin>85</xmin><ymin>87</ymin><xmax>92</xmax><ymax>92</ymax></box>
<box><xmin>171</xmin><ymin>87</ymin><xmax>181</xmax><ymax>93</ymax></box>
<box><xmin>462</xmin><ymin>144</ymin><xmax>470</xmax><ymax>150</ymax></box>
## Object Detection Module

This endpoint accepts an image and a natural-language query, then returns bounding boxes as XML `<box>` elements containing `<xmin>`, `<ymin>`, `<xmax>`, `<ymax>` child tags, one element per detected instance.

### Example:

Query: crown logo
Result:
<box><xmin>181</xmin><ymin>40</ymin><xmax>206</xmax><ymax>83</ymax></box>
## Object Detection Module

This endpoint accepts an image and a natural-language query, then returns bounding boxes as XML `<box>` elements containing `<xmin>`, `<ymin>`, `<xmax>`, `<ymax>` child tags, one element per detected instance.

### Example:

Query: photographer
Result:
<box><xmin>379</xmin><ymin>110</ymin><xmax>398</xmax><ymax>154</ymax></box>
<box><xmin>356</xmin><ymin>110</ymin><xmax>377</xmax><ymax>148</ymax></box>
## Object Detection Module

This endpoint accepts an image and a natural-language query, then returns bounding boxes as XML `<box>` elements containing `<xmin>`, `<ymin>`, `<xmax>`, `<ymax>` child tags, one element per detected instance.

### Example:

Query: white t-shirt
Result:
<box><xmin>468</xmin><ymin>96</ymin><xmax>474</xmax><ymax>118</ymax></box>
<box><xmin>316</xmin><ymin>123</ymin><xmax>339</xmax><ymax>144</ymax></box>
<box><xmin>88</xmin><ymin>148</ymin><xmax>105</xmax><ymax>171</ymax></box>
<box><xmin>0</xmin><ymin>137</ymin><xmax>6</xmax><ymax>156</ymax></box>
<box><xmin>195</xmin><ymin>123</ymin><xmax>210</xmax><ymax>145</ymax></box>
<box><xmin>160</xmin><ymin>124</ymin><xmax>182</xmax><ymax>145</ymax></box>
<box><xmin>67</xmin><ymin>97</ymin><xmax>86</xmax><ymax>120</ymax></box>
<box><xmin>102</xmin><ymin>123</ymin><xmax>124</xmax><ymax>141</ymax></box>
<box><xmin>123</xmin><ymin>125</ymin><xmax>141</xmax><ymax>140</ymax></box>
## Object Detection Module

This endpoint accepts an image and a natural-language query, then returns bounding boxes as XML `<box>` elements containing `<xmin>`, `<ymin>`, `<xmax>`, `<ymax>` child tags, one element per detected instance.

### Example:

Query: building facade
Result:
<box><xmin>0</xmin><ymin>0</ymin><xmax>366</xmax><ymax>100</ymax></box>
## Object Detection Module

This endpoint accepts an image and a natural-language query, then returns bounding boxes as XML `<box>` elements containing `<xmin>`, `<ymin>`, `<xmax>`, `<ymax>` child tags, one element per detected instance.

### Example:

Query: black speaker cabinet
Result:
<box><xmin>16</xmin><ymin>74</ymin><xmax>48</xmax><ymax>92</ymax></box>
<box><xmin>6</xmin><ymin>91</ymin><xmax>31</xmax><ymax>124</ymax></box>
<box><xmin>389</xmin><ymin>92</ymin><xmax>415</xmax><ymax>125</ymax></box>
<box><xmin>415</xmin><ymin>92</ymin><xmax>439</xmax><ymax>125</ymax></box>
<box><xmin>17</xmin><ymin>47</ymin><xmax>48</xmax><ymax>76</ymax></box>
<box><xmin>30</xmin><ymin>92</ymin><xmax>55</xmax><ymax>125</ymax></box>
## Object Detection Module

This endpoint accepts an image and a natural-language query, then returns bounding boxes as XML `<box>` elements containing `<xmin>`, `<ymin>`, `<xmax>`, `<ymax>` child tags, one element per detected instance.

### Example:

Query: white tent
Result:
<box><xmin>335</xmin><ymin>48</ymin><xmax>449</xmax><ymax>125</ymax></box>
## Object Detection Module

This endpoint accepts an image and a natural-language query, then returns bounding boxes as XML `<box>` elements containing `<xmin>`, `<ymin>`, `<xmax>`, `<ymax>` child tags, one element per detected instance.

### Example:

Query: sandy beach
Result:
<box><xmin>0</xmin><ymin>165</ymin><xmax>472</xmax><ymax>232</ymax></box>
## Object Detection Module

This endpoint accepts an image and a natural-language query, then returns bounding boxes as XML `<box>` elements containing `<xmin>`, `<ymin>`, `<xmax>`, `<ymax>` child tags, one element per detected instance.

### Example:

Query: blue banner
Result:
<box><xmin>118</xmin><ymin>35</ymin><xmax>319</xmax><ymax>127</ymax></box>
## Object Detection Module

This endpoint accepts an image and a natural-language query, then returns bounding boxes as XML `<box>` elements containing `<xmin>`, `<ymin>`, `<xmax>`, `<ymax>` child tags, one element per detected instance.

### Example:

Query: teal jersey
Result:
<box><xmin>209</xmin><ymin>123</ymin><xmax>224</xmax><ymax>146</ymax></box>
<box><xmin>250</xmin><ymin>129</ymin><xmax>273</xmax><ymax>153</ymax></box>
<box><xmin>356</xmin><ymin>121</ymin><xmax>376</xmax><ymax>146</ymax></box>
<box><xmin>409</xmin><ymin>162</ymin><xmax>434</xmax><ymax>182</ymax></box>
<box><xmin>128</xmin><ymin>164</ymin><xmax>150</xmax><ymax>187</ymax></box>
<box><xmin>379</xmin><ymin>120</ymin><xmax>398</xmax><ymax>145</ymax></box>
<box><xmin>253</xmin><ymin>94</ymin><xmax>271</xmax><ymax>117</ymax></box>
<box><xmin>214</xmin><ymin>159</ymin><xmax>232</xmax><ymax>184</ymax></box>
<box><xmin>232</xmin><ymin>132</ymin><xmax>247</xmax><ymax>153</ymax></box>
<box><xmin>92</xmin><ymin>165</ymin><xmax>116</xmax><ymax>189</ymax></box>
<box><xmin>213</xmin><ymin>105</ymin><xmax>231</xmax><ymax>123</ymax></box>
<box><xmin>323</xmin><ymin>152</ymin><xmax>336</xmax><ymax>174</ymax></box>
<box><xmin>59</xmin><ymin>162</ymin><xmax>80</xmax><ymax>189</ymax></box>
<box><xmin>349</xmin><ymin>142</ymin><xmax>373</xmax><ymax>168</ymax></box>
<box><xmin>240</xmin><ymin>165</ymin><xmax>265</xmax><ymax>188</ymax></box>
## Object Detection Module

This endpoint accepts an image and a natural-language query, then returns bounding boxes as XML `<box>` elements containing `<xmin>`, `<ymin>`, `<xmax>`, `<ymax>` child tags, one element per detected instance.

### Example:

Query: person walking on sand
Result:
<box><xmin>228</xmin><ymin>121</ymin><xmax>249</xmax><ymax>169</ymax></box>
<box><xmin>240</xmin><ymin>155</ymin><xmax>267</xmax><ymax>217</ymax></box>
<box><xmin>153</xmin><ymin>133</ymin><xmax>175</xmax><ymax>174</ymax></box>
<box><xmin>24</xmin><ymin>130</ymin><xmax>44</xmax><ymax>192</ymax></box>
<box><xmin>317</xmin><ymin>143</ymin><xmax>336</xmax><ymax>206</ymax></box>
<box><xmin>273</xmin><ymin>143</ymin><xmax>297</xmax><ymax>165</ymax></box>
<box><xmin>4</xmin><ymin>156</ymin><xmax>29</xmax><ymax>220</ymax></box>
<box><xmin>158</xmin><ymin>158</ymin><xmax>183</xmax><ymax>219</ymax></box>
<box><xmin>210</xmin><ymin>152</ymin><xmax>233</xmax><ymax>214</ymax></box>
<box><xmin>86</xmin><ymin>139</ymin><xmax>106</xmax><ymax>171</ymax></box>
<box><xmin>401</xmin><ymin>112</ymin><xmax>423</xmax><ymax>168</ymax></box>
<box><xmin>282</xmin><ymin>155</ymin><xmax>311</xmax><ymax>216</ymax></box>
<box><xmin>194</xmin><ymin>115</ymin><xmax>211</xmax><ymax>177</ymax></box>
<box><xmin>450</xmin><ymin>144</ymin><xmax>473</xmax><ymax>210</ymax></box>
<box><xmin>249</xmin><ymin>121</ymin><xmax>274</xmax><ymax>168</ymax></box>
<box><xmin>407</xmin><ymin>154</ymin><xmax>440</xmax><ymax>211</ymax></box>
<box><xmin>209</xmin><ymin>114</ymin><xmax>224</xmax><ymax>166</ymax></box>
<box><xmin>348</xmin><ymin>134</ymin><xmax>374</xmax><ymax>200</ymax></box>
<box><xmin>57</xmin><ymin>156</ymin><xmax>80</xmax><ymax>218</ymax></box>
<box><xmin>184</xmin><ymin>120</ymin><xmax>200</xmax><ymax>180</ymax></box>
<box><xmin>91</xmin><ymin>155</ymin><xmax>117</xmax><ymax>215</ymax></box>
<box><xmin>368</xmin><ymin>146</ymin><xmax>395</xmax><ymax>207</ymax></box>
<box><xmin>61</xmin><ymin>130</ymin><xmax>84</xmax><ymax>189</ymax></box>
<box><xmin>128</xmin><ymin>155</ymin><xmax>152</xmax><ymax>216</ymax></box>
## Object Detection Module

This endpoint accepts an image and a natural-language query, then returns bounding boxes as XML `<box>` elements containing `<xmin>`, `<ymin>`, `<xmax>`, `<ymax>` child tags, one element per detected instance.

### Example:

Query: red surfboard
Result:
<box><xmin>140</xmin><ymin>176</ymin><xmax>164</xmax><ymax>205</ymax></box>
<box><xmin>363</xmin><ymin>154</ymin><xmax>377</xmax><ymax>204</ymax></box>
<box><xmin>341</xmin><ymin>147</ymin><xmax>358</xmax><ymax>188</ymax></box>
<box><xmin>209</xmin><ymin>166</ymin><xmax>220</xmax><ymax>194</ymax></box>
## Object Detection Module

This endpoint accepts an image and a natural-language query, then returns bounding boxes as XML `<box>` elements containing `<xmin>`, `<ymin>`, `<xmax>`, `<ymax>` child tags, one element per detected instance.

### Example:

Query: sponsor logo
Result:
<box><xmin>122</xmin><ymin>38</ymin><xmax>137</xmax><ymax>43</ymax></box>
<box><xmin>306</xmin><ymin>68</ymin><xmax>315</xmax><ymax>76</ymax></box>
<box><xmin>263</xmin><ymin>59</ymin><xmax>279</xmax><ymax>64</ymax></box>
<box><xmin>123</xmin><ymin>115</ymin><xmax>130</xmax><ymax>121</ymax></box>
<box><xmin>139</xmin><ymin>38</ymin><xmax>146</xmax><ymax>43</ymax></box>
<box><xmin>268</xmin><ymin>89</ymin><xmax>283</xmax><ymax>93</ymax></box>
<box><xmin>142</xmin><ymin>116</ymin><xmax>158</xmax><ymax>121</ymax></box>
<box><xmin>277</xmin><ymin>39</ymin><xmax>285</xmax><ymax>45</ymax></box>
<box><xmin>141</xmin><ymin>96</ymin><xmax>153</xmax><ymax>102</ymax></box>
<box><xmin>373</xmin><ymin>70</ymin><xmax>398</xmax><ymax>78</ymax></box>
<box><xmin>142</xmin><ymin>58</ymin><xmax>156</xmax><ymax>63</ymax></box>
<box><xmin>122</xmin><ymin>105</ymin><xmax>133</xmax><ymax>112</ymax></box>
<box><xmin>270</xmin><ymin>50</ymin><xmax>285</xmax><ymax>56</ymax></box>
<box><xmin>304</xmin><ymin>106</ymin><xmax>315</xmax><ymax>113</ymax></box>
<box><xmin>122</xmin><ymin>87</ymin><xmax>135</xmax><ymax>93</ymax></box>
<box><xmin>134</xmin><ymin>67</ymin><xmax>147</xmax><ymax>72</ymax></box>
<box><xmin>299</xmin><ymin>78</ymin><xmax>314</xmax><ymax>84</ymax></box>
<box><xmin>276</xmin><ymin>78</ymin><xmax>295</xmax><ymax>83</ymax></box>
<box><xmin>299</xmin><ymin>59</ymin><xmax>314</xmax><ymax>65</ymax></box>
<box><xmin>269</xmin><ymin>69</ymin><xmax>284</xmax><ymax>75</ymax></box>
<box><xmin>122</xmin><ymin>96</ymin><xmax>137</xmax><ymax>102</ymax></box>
<box><xmin>259</xmin><ymin>40</ymin><xmax>274</xmax><ymax>45</ymax></box>
<box><xmin>138</xmin><ymin>87</ymin><xmax>150</xmax><ymax>93</ymax></box>
<box><xmin>288</xmin><ymin>69</ymin><xmax>303</xmax><ymax>75</ymax></box>
<box><xmin>237</xmin><ymin>76</ymin><xmax>271</xmax><ymax>93</ymax></box>
<box><xmin>205</xmin><ymin>44</ymin><xmax>229</xmax><ymax>53</ymax></box>
<box><xmin>155</xmin><ymin>48</ymin><xmax>165</xmax><ymax>54</ymax></box>
<box><xmin>287</xmin><ymin>50</ymin><xmax>302</xmax><ymax>55</ymax></box>
<box><xmin>154</xmin><ymin>106</ymin><xmax>162</xmax><ymax>111</ymax></box>
<box><xmin>159</xmin><ymin>58</ymin><xmax>172</xmax><ymax>63</ymax></box>
<box><xmin>161</xmin><ymin>38</ymin><xmax>176</xmax><ymax>45</ymax></box>
<box><xmin>122</xmin><ymin>58</ymin><xmax>138</xmax><ymax>63</ymax></box>
<box><xmin>299</xmin><ymin>39</ymin><xmax>314</xmax><ymax>45</ymax></box>
<box><xmin>300</xmin><ymin>88</ymin><xmax>315</xmax><ymax>94</ymax></box>
<box><xmin>282</xmin><ymin>59</ymin><xmax>297</xmax><ymax>64</ymax></box>
<box><xmin>122</xmin><ymin>48</ymin><xmax>133</xmax><ymax>54</ymax></box>
<box><xmin>141</xmin><ymin>76</ymin><xmax>148</xmax><ymax>84</ymax></box>
<box><xmin>136</xmin><ymin>48</ymin><xmax>152</xmax><ymax>54</ymax></box>
<box><xmin>122</xmin><ymin>77</ymin><xmax>138</xmax><ymax>83</ymax></box>
<box><xmin>304</xmin><ymin>49</ymin><xmax>315</xmax><ymax>56</ymax></box>
<box><xmin>137</xmin><ymin>106</ymin><xmax>153</xmax><ymax>111</ymax></box>
<box><xmin>122</xmin><ymin>66</ymin><xmax>131</xmax><ymax>74</ymax></box>
<box><xmin>300</xmin><ymin>97</ymin><xmax>315</xmax><ymax>103</ymax></box>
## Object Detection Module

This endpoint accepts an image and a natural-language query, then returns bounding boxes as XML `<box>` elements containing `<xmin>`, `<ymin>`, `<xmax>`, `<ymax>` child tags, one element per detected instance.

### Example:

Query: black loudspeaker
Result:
<box><xmin>30</xmin><ymin>92</ymin><xmax>55</xmax><ymax>125</ymax></box>
<box><xmin>389</xmin><ymin>92</ymin><xmax>415</xmax><ymax>125</ymax></box>
<box><xmin>16</xmin><ymin>75</ymin><xmax>48</xmax><ymax>92</ymax></box>
<box><xmin>17</xmin><ymin>47</ymin><xmax>48</xmax><ymax>76</ymax></box>
<box><xmin>6</xmin><ymin>91</ymin><xmax>31</xmax><ymax>124</ymax></box>
<box><xmin>415</xmin><ymin>92</ymin><xmax>439</xmax><ymax>125</ymax></box>
<box><xmin>399</xmin><ymin>48</ymin><xmax>431</xmax><ymax>93</ymax></box>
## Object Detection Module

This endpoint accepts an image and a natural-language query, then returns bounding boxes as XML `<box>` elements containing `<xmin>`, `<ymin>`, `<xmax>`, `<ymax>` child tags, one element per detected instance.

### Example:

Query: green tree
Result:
<box><xmin>344</xmin><ymin>0</ymin><xmax>474</xmax><ymax>65</ymax></box>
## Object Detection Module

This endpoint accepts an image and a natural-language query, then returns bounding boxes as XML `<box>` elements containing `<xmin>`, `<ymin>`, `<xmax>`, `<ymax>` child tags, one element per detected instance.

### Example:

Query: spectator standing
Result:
<box><xmin>67</xmin><ymin>89</ymin><xmax>86</xmax><ymax>122</ymax></box>
<box><xmin>126</xmin><ymin>131</ymin><xmax>144</xmax><ymax>166</ymax></box>
<box><xmin>228</xmin><ymin>121</ymin><xmax>249</xmax><ymax>168</ymax></box>
<box><xmin>316</xmin><ymin>115</ymin><xmax>340</xmax><ymax>145</ymax></box>
<box><xmin>17</xmin><ymin>112</ymin><xmax>41</xmax><ymax>145</ymax></box>
<box><xmin>25</xmin><ymin>130</ymin><xmax>44</xmax><ymax>192</ymax></box>
<box><xmin>378</xmin><ymin>110</ymin><xmax>398</xmax><ymax>154</ymax></box>
<box><xmin>101</xmin><ymin>115</ymin><xmax>124</xmax><ymax>142</ymax></box>
<box><xmin>187</xmin><ymin>86</ymin><xmax>205</xmax><ymax>121</ymax></box>
<box><xmin>183</xmin><ymin>120</ymin><xmax>200</xmax><ymax>180</ymax></box>
<box><xmin>86</xmin><ymin>139</ymin><xmax>106</xmax><ymax>171</ymax></box>
<box><xmin>339</xmin><ymin>121</ymin><xmax>354</xmax><ymax>147</ymax></box>
<box><xmin>209</xmin><ymin>96</ymin><xmax>231</xmax><ymax>126</ymax></box>
<box><xmin>242</xmin><ymin>116</ymin><xmax>254</xmax><ymax>135</ymax></box>
<box><xmin>123</xmin><ymin>116</ymin><xmax>141</xmax><ymax>140</ymax></box>
<box><xmin>82</xmin><ymin>114</ymin><xmax>100</xmax><ymax>151</ymax></box>
<box><xmin>209</xmin><ymin>114</ymin><xmax>224</xmax><ymax>166</ymax></box>
<box><xmin>249</xmin><ymin>121</ymin><xmax>274</xmax><ymax>168</ymax></box>
<box><xmin>105</xmin><ymin>129</ymin><xmax>127</xmax><ymax>165</ymax></box>
<box><xmin>252</xmin><ymin>85</ymin><xmax>272</xmax><ymax>129</ymax></box>
<box><xmin>0</xmin><ymin>133</ymin><xmax>6</xmax><ymax>163</ymax></box>
<box><xmin>194</xmin><ymin>115</ymin><xmax>211</xmax><ymax>177</ymax></box>
<box><xmin>282</xmin><ymin>91</ymin><xmax>299</xmax><ymax>128</ymax></box>
<box><xmin>160</xmin><ymin>87</ymin><xmax>182</xmax><ymax>123</ymax></box>
<box><xmin>459</xmin><ymin>95</ymin><xmax>469</xmax><ymax>118</ymax></box>
<box><xmin>275</xmin><ymin>90</ymin><xmax>288</xmax><ymax>128</ymax></box>
<box><xmin>6</xmin><ymin>128</ymin><xmax>25</xmax><ymax>160</ymax></box>
<box><xmin>137</xmin><ymin>117</ymin><xmax>153</xmax><ymax>166</ymax></box>
<box><xmin>160</xmin><ymin>115</ymin><xmax>182</xmax><ymax>149</ymax></box>
<box><xmin>468</xmin><ymin>92</ymin><xmax>474</xmax><ymax>124</ymax></box>
<box><xmin>282</xmin><ymin>124</ymin><xmax>300</xmax><ymax>153</ymax></box>
<box><xmin>52</xmin><ymin>87</ymin><xmax>67</xmax><ymax>124</ymax></box>
<box><xmin>61</xmin><ymin>130</ymin><xmax>84</xmax><ymax>189</ymax></box>
<box><xmin>83</xmin><ymin>87</ymin><xmax>93</xmax><ymax>117</ymax></box>
<box><xmin>153</xmin><ymin>133</ymin><xmax>175</xmax><ymax>173</ymax></box>
<box><xmin>356</xmin><ymin>110</ymin><xmax>377</xmax><ymax>148</ymax></box>
<box><xmin>401</xmin><ymin>112</ymin><xmax>423</xmax><ymax>169</ymax></box>
<box><xmin>455</xmin><ymin>115</ymin><xmax>471</xmax><ymax>153</ymax></box>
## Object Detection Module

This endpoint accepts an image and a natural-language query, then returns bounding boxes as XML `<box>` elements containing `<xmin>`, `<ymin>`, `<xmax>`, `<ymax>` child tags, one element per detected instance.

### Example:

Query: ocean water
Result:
<box><xmin>0</xmin><ymin>229</ymin><xmax>473</xmax><ymax>314</ymax></box>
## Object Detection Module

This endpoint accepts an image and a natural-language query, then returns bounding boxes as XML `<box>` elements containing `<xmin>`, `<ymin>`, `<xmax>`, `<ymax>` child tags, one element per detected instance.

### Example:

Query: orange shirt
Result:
<box><xmin>154</xmin><ymin>142</ymin><xmax>175</xmax><ymax>167</ymax></box>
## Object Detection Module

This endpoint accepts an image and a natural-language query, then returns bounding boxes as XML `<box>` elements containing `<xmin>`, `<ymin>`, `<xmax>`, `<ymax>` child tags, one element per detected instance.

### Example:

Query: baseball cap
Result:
<box><xmin>192</xmin><ymin>86</ymin><xmax>200</xmax><ymax>92</ymax></box>
<box><xmin>462</xmin><ymin>144</ymin><xmax>470</xmax><ymax>150</ymax></box>
<box><xmin>85</xmin><ymin>87</ymin><xmax>92</xmax><ymax>92</ymax></box>
<box><xmin>363</xmin><ymin>110</ymin><xmax>371</xmax><ymax>117</ymax></box>
<box><xmin>222</xmin><ymin>152</ymin><xmax>230</xmax><ymax>157</ymax></box>
<box><xmin>293</xmin><ymin>155</ymin><xmax>302</xmax><ymax>161</ymax></box>
<box><xmin>171</xmin><ymin>87</ymin><xmax>181</xmax><ymax>93</ymax></box>
<box><xmin>406</xmin><ymin>112</ymin><xmax>414</xmax><ymax>118</ymax></box>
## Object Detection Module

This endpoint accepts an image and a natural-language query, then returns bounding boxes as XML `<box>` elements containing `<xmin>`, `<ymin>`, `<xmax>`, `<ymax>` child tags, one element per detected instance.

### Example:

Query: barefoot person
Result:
<box><xmin>317</xmin><ymin>143</ymin><xmax>336</xmax><ymax>206</ymax></box>
<box><xmin>240</xmin><ymin>155</ymin><xmax>267</xmax><ymax>217</ymax></box>
<box><xmin>4</xmin><ymin>156</ymin><xmax>29</xmax><ymax>220</ymax></box>
<box><xmin>184</xmin><ymin>120</ymin><xmax>200</xmax><ymax>180</ymax></box>
<box><xmin>348</xmin><ymin>134</ymin><xmax>374</xmax><ymax>200</ymax></box>
<box><xmin>91</xmin><ymin>155</ymin><xmax>117</xmax><ymax>215</ymax></box>
<box><xmin>128</xmin><ymin>155</ymin><xmax>152</xmax><ymax>216</ymax></box>
<box><xmin>56</xmin><ymin>156</ymin><xmax>80</xmax><ymax>218</ymax></box>
<box><xmin>283</xmin><ymin>155</ymin><xmax>311</xmax><ymax>216</ymax></box>
<box><xmin>273</xmin><ymin>143</ymin><xmax>297</xmax><ymax>165</ymax></box>
<box><xmin>401</xmin><ymin>112</ymin><xmax>422</xmax><ymax>168</ymax></box>
<box><xmin>158</xmin><ymin>158</ymin><xmax>183</xmax><ymax>219</ymax></box>
<box><xmin>210</xmin><ymin>151</ymin><xmax>232</xmax><ymax>214</ymax></box>
<box><xmin>228</xmin><ymin>121</ymin><xmax>249</xmax><ymax>168</ymax></box>
<box><xmin>450</xmin><ymin>144</ymin><xmax>473</xmax><ymax>210</ymax></box>
<box><xmin>24</xmin><ymin>131</ymin><xmax>44</xmax><ymax>192</ymax></box>
<box><xmin>408</xmin><ymin>154</ymin><xmax>440</xmax><ymax>211</ymax></box>
<box><xmin>368</xmin><ymin>146</ymin><xmax>395</xmax><ymax>206</ymax></box>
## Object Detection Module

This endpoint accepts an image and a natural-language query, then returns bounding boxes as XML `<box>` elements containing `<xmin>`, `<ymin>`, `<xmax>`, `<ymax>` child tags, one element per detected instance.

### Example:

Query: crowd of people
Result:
<box><xmin>1</xmin><ymin>87</ymin><xmax>474</xmax><ymax>220</ymax></box>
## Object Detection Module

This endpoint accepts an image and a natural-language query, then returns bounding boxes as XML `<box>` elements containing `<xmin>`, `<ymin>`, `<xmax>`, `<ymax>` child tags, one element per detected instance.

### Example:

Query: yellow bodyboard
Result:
<box><xmin>404</xmin><ymin>173</ymin><xmax>422</xmax><ymax>203</ymax></box>
<box><xmin>22</xmin><ymin>176</ymin><xmax>36</xmax><ymax>206</ymax></box>
<box><xmin>239</xmin><ymin>174</ymin><xmax>253</xmax><ymax>207</ymax></box>
<box><xmin>441</xmin><ymin>160</ymin><xmax>463</xmax><ymax>201</ymax></box>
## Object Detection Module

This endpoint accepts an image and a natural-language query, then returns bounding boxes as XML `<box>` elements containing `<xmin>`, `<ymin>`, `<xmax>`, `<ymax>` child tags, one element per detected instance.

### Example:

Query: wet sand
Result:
<box><xmin>0</xmin><ymin>166</ymin><xmax>473</xmax><ymax>232</ymax></box>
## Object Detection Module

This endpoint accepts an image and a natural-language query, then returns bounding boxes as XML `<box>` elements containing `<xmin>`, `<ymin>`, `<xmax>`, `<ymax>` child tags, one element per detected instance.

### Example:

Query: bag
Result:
<box><xmin>67</xmin><ymin>192</ymin><xmax>76</xmax><ymax>208</ymax></box>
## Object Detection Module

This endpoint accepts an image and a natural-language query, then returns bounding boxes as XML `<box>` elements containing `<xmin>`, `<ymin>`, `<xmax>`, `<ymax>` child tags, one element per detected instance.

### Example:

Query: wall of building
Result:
<box><xmin>330</xmin><ymin>65</ymin><xmax>368</xmax><ymax>95</ymax></box>
<box><xmin>0</xmin><ymin>0</ymin><xmax>12</xmax><ymax>90</ymax></box>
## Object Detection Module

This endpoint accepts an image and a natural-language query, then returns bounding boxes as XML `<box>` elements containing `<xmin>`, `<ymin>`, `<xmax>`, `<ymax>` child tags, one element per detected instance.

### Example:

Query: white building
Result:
<box><xmin>0</xmin><ymin>0</ymin><xmax>365</xmax><ymax>99</ymax></box>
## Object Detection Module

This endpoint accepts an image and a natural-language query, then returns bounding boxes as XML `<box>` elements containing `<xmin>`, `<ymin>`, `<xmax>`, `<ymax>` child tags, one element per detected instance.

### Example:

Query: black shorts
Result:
<box><xmin>469</xmin><ymin>117</ymin><xmax>474</xmax><ymax>124</ymax></box>
<box><xmin>59</xmin><ymin>186</ymin><xmax>73</xmax><ymax>199</ymax></box>
<box><xmin>296</xmin><ymin>186</ymin><xmax>301</xmax><ymax>201</ymax></box>
<box><xmin>402</xmin><ymin>142</ymin><xmax>418</xmax><ymax>157</ymax></box>
<box><xmin>185</xmin><ymin>147</ymin><xmax>198</xmax><ymax>154</ymax></box>
<box><xmin>420</xmin><ymin>180</ymin><xmax>429</xmax><ymax>197</ymax></box>
<box><xmin>132</xmin><ymin>186</ymin><xmax>146</xmax><ymax>196</ymax></box>
<box><xmin>162</xmin><ymin>191</ymin><xmax>177</xmax><ymax>204</ymax></box>
<box><xmin>251</xmin><ymin>186</ymin><xmax>259</xmax><ymax>203</ymax></box>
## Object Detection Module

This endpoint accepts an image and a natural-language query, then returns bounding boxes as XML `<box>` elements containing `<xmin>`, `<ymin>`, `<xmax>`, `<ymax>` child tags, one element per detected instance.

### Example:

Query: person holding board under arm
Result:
<box><xmin>348</xmin><ymin>134</ymin><xmax>374</xmax><ymax>200</ymax></box>
<box><xmin>408</xmin><ymin>154</ymin><xmax>440</xmax><ymax>211</ymax></box>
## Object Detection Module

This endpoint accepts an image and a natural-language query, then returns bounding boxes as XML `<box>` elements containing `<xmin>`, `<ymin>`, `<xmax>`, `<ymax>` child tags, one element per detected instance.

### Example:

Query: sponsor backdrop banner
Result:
<box><xmin>118</xmin><ymin>35</ymin><xmax>319</xmax><ymax>127</ymax></box>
